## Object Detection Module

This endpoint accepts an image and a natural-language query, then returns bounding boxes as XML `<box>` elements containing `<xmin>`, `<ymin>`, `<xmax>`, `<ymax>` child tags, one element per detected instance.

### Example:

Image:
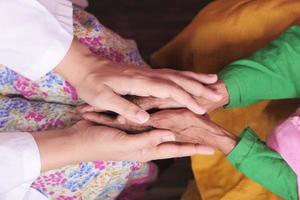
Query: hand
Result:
<box><xmin>33</xmin><ymin>120</ymin><xmax>214</xmax><ymax>171</ymax></box>
<box><xmin>70</xmin><ymin>121</ymin><xmax>215</xmax><ymax>162</ymax></box>
<box><xmin>129</xmin><ymin>80</ymin><xmax>229</xmax><ymax>113</ymax></box>
<box><xmin>80</xmin><ymin>109</ymin><xmax>238</xmax><ymax>155</ymax></box>
<box><xmin>55</xmin><ymin>40</ymin><xmax>222</xmax><ymax>124</ymax></box>
<box><xmin>78</xmin><ymin>80</ymin><xmax>229</xmax><ymax>125</ymax></box>
<box><xmin>147</xmin><ymin>109</ymin><xmax>238</xmax><ymax>154</ymax></box>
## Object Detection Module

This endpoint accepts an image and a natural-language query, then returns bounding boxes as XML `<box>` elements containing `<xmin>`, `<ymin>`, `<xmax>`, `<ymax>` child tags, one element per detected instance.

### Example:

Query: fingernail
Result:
<box><xmin>162</xmin><ymin>135</ymin><xmax>176</xmax><ymax>142</ymax></box>
<box><xmin>136</xmin><ymin>110</ymin><xmax>149</xmax><ymax>123</ymax></box>
<box><xmin>208</xmin><ymin>74</ymin><xmax>217</xmax><ymax>78</ymax></box>
<box><xmin>194</xmin><ymin>106</ymin><xmax>206</xmax><ymax>115</ymax></box>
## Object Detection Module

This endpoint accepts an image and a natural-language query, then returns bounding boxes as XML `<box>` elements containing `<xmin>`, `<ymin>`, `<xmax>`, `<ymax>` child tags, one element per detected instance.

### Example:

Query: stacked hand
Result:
<box><xmin>34</xmin><ymin>39</ymin><xmax>234</xmax><ymax>173</ymax></box>
<box><xmin>56</xmin><ymin>40</ymin><xmax>223</xmax><ymax>124</ymax></box>
<box><xmin>45</xmin><ymin>39</ymin><xmax>230</xmax><ymax>167</ymax></box>
<box><xmin>77</xmin><ymin>109</ymin><xmax>238</xmax><ymax>155</ymax></box>
<box><xmin>77</xmin><ymin>80</ymin><xmax>237</xmax><ymax>155</ymax></box>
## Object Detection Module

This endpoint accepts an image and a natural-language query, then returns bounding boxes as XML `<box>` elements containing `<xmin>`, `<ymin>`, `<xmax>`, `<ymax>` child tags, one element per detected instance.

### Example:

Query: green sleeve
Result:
<box><xmin>227</xmin><ymin>128</ymin><xmax>298</xmax><ymax>200</ymax></box>
<box><xmin>219</xmin><ymin>26</ymin><xmax>300</xmax><ymax>107</ymax></box>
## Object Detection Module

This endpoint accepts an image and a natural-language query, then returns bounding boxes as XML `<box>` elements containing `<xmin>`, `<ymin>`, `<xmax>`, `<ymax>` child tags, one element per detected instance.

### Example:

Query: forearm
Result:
<box><xmin>31</xmin><ymin>128</ymin><xmax>80</xmax><ymax>172</ymax></box>
<box><xmin>219</xmin><ymin>26</ymin><xmax>300</xmax><ymax>108</ymax></box>
<box><xmin>226</xmin><ymin>128</ymin><xmax>298</xmax><ymax>200</ymax></box>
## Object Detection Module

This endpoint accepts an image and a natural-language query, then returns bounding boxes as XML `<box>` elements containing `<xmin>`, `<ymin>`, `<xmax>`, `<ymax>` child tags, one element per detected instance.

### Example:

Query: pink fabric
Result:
<box><xmin>267</xmin><ymin>112</ymin><xmax>300</xmax><ymax>199</ymax></box>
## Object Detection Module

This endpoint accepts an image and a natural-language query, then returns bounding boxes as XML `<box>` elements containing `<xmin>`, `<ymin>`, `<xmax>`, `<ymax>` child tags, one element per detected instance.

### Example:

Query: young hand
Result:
<box><xmin>78</xmin><ymin>80</ymin><xmax>229</xmax><ymax>126</ymax></box>
<box><xmin>55</xmin><ymin>40</ymin><xmax>222</xmax><ymax>124</ymax></box>
<box><xmin>33</xmin><ymin>120</ymin><xmax>214</xmax><ymax>171</ymax></box>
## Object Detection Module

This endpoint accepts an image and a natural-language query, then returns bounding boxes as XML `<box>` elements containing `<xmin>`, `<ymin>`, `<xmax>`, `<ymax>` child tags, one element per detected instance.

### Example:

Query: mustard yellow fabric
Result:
<box><xmin>181</xmin><ymin>180</ymin><xmax>202</xmax><ymax>200</ymax></box>
<box><xmin>151</xmin><ymin>1</ymin><xmax>300</xmax><ymax>200</ymax></box>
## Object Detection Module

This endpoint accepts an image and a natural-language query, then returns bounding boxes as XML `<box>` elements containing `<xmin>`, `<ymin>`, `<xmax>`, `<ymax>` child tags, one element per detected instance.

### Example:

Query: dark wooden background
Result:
<box><xmin>87</xmin><ymin>1</ymin><xmax>211</xmax><ymax>199</ymax></box>
<box><xmin>87</xmin><ymin>0</ymin><xmax>211</xmax><ymax>61</ymax></box>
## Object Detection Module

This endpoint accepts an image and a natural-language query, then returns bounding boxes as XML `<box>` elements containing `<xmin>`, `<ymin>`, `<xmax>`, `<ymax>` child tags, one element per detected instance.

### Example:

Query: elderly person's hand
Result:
<box><xmin>80</xmin><ymin>108</ymin><xmax>238</xmax><ymax>155</ymax></box>
<box><xmin>55</xmin><ymin>40</ymin><xmax>222</xmax><ymax>124</ymax></box>
<box><xmin>146</xmin><ymin>109</ymin><xmax>238</xmax><ymax>154</ymax></box>
<box><xmin>33</xmin><ymin>120</ymin><xmax>214</xmax><ymax>172</ymax></box>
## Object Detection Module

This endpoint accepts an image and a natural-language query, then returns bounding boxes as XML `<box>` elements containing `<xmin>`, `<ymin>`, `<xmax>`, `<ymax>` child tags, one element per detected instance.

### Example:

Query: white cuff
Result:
<box><xmin>20</xmin><ymin>0</ymin><xmax>74</xmax><ymax>80</ymax></box>
<box><xmin>0</xmin><ymin>132</ymin><xmax>41</xmax><ymax>200</ymax></box>
<box><xmin>0</xmin><ymin>0</ymin><xmax>74</xmax><ymax>81</ymax></box>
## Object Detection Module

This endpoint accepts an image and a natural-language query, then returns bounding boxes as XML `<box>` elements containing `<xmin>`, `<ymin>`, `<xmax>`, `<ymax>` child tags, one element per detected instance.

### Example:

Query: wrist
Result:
<box><xmin>54</xmin><ymin>39</ymin><xmax>107</xmax><ymax>88</ymax></box>
<box><xmin>212</xmin><ymin>128</ymin><xmax>238</xmax><ymax>155</ymax></box>
<box><xmin>32</xmin><ymin>128</ymin><xmax>81</xmax><ymax>172</ymax></box>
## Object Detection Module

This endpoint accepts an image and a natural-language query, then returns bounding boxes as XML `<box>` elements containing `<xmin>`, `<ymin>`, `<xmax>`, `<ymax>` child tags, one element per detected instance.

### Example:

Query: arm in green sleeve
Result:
<box><xmin>219</xmin><ymin>26</ymin><xmax>300</xmax><ymax>107</ymax></box>
<box><xmin>227</xmin><ymin>128</ymin><xmax>298</xmax><ymax>200</ymax></box>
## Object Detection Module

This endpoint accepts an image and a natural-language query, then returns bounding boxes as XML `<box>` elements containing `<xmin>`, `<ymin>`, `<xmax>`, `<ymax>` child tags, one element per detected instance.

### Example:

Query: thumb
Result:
<box><xmin>181</xmin><ymin>72</ymin><xmax>218</xmax><ymax>84</ymax></box>
<box><xmin>94</xmin><ymin>90</ymin><xmax>150</xmax><ymax>124</ymax></box>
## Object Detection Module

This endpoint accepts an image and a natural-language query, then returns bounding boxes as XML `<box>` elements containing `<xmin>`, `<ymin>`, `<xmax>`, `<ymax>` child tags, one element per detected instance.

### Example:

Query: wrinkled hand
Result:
<box><xmin>68</xmin><ymin>120</ymin><xmax>214</xmax><ymax>162</ymax></box>
<box><xmin>146</xmin><ymin>109</ymin><xmax>238</xmax><ymax>154</ymax></box>
<box><xmin>79</xmin><ymin>109</ymin><xmax>237</xmax><ymax>154</ymax></box>
<box><xmin>55</xmin><ymin>40</ymin><xmax>222</xmax><ymax>124</ymax></box>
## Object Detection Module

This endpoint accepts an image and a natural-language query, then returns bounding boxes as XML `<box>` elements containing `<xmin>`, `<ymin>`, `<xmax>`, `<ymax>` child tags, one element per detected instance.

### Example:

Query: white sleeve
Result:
<box><xmin>0</xmin><ymin>0</ymin><xmax>74</xmax><ymax>81</ymax></box>
<box><xmin>0</xmin><ymin>132</ymin><xmax>41</xmax><ymax>200</ymax></box>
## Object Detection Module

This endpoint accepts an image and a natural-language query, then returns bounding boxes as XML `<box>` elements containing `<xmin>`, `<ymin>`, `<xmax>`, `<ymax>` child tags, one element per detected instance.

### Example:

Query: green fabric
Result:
<box><xmin>219</xmin><ymin>26</ymin><xmax>300</xmax><ymax>199</ymax></box>
<box><xmin>227</xmin><ymin>128</ymin><xmax>298</xmax><ymax>200</ymax></box>
<box><xmin>219</xmin><ymin>26</ymin><xmax>300</xmax><ymax>108</ymax></box>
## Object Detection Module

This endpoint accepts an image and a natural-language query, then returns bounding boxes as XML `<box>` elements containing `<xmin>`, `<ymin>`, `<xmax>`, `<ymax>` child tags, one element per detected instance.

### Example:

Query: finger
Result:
<box><xmin>181</xmin><ymin>71</ymin><xmax>218</xmax><ymax>84</ymax></box>
<box><xmin>116</xmin><ymin>115</ymin><xmax>155</xmax><ymax>131</ymax></box>
<box><xmin>147</xmin><ymin>143</ymin><xmax>215</xmax><ymax>160</ymax></box>
<box><xmin>117</xmin><ymin>97</ymin><xmax>181</xmax><ymax>125</ymax></box>
<box><xmin>157</xmin><ymin>73</ymin><xmax>222</xmax><ymax>101</ymax></box>
<box><xmin>130</xmin><ymin>97</ymin><xmax>159</xmax><ymax>111</ymax></box>
<box><xmin>142</xmin><ymin>79</ymin><xmax>207</xmax><ymax>114</ymax></box>
<box><xmin>83</xmin><ymin>112</ymin><xmax>149</xmax><ymax>132</ymax></box>
<box><xmin>73</xmin><ymin>119</ymin><xmax>95</xmax><ymax>129</ymax></box>
<box><xmin>83</xmin><ymin>112</ymin><xmax>116</xmax><ymax>124</ymax></box>
<box><xmin>145</xmin><ymin>107</ymin><xmax>190</xmax><ymax>126</ymax></box>
<box><xmin>94</xmin><ymin>90</ymin><xmax>149</xmax><ymax>124</ymax></box>
<box><xmin>128</xmin><ymin>129</ymin><xmax>176</xmax><ymax>149</ymax></box>
<box><xmin>77</xmin><ymin>104</ymin><xmax>108</xmax><ymax>113</ymax></box>
<box><xmin>117</xmin><ymin>107</ymin><xmax>187</xmax><ymax>128</ymax></box>
<box><xmin>77</xmin><ymin>104</ymin><xmax>98</xmax><ymax>113</ymax></box>
<box><xmin>132</xmin><ymin>97</ymin><xmax>182</xmax><ymax>111</ymax></box>
<box><xmin>108</xmin><ymin>77</ymin><xmax>206</xmax><ymax>114</ymax></box>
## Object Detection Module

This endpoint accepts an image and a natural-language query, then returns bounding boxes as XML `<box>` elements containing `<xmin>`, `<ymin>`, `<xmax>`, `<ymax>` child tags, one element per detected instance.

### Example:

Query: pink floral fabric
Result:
<box><xmin>0</xmin><ymin>6</ymin><xmax>157</xmax><ymax>200</ymax></box>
